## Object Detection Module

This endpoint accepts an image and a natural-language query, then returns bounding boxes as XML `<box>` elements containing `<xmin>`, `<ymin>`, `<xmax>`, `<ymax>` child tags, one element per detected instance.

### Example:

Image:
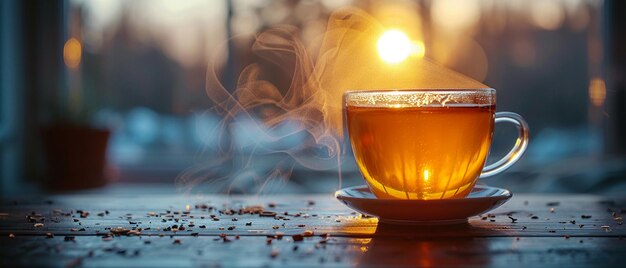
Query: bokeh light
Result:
<box><xmin>412</xmin><ymin>41</ymin><xmax>426</xmax><ymax>58</ymax></box>
<box><xmin>63</xmin><ymin>38</ymin><xmax>82</xmax><ymax>69</ymax></box>
<box><xmin>589</xmin><ymin>78</ymin><xmax>606</xmax><ymax>107</ymax></box>
<box><xmin>530</xmin><ymin>1</ymin><xmax>565</xmax><ymax>30</ymax></box>
<box><xmin>431</xmin><ymin>0</ymin><xmax>480</xmax><ymax>31</ymax></box>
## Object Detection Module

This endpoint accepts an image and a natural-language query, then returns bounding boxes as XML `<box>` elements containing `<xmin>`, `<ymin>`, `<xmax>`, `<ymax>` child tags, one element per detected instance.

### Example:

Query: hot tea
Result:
<box><xmin>344</xmin><ymin>89</ymin><xmax>528</xmax><ymax>200</ymax></box>
<box><xmin>347</xmin><ymin>104</ymin><xmax>494</xmax><ymax>199</ymax></box>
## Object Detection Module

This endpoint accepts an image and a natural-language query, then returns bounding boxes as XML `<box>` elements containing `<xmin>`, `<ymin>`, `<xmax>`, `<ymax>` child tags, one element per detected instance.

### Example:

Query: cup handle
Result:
<box><xmin>479</xmin><ymin>112</ymin><xmax>529</xmax><ymax>179</ymax></box>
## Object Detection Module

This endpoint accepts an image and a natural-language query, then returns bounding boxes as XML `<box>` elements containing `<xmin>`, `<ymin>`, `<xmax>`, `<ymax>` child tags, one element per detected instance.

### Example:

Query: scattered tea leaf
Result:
<box><xmin>260</xmin><ymin>211</ymin><xmax>277</xmax><ymax>217</ymax></box>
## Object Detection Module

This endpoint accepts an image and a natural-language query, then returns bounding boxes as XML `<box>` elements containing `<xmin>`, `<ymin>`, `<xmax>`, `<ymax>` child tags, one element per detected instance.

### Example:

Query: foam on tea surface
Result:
<box><xmin>345</xmin><ymin>89</ymin><xmax>495</xmax><ymax>108</ymax></box>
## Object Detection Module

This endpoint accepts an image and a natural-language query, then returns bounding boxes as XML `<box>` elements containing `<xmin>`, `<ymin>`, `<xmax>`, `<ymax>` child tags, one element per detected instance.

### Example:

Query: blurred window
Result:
<box><xmin>68</xmin><ymin>0</ymin><xmax>605</xmax><ymax>190</ymax></box>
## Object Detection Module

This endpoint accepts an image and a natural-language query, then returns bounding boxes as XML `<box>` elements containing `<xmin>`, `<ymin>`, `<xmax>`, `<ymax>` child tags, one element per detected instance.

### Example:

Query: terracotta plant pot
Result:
<box><xmin>41</xmin><ymin>124</ymin><xmax>110</xmax><ymax>190</ymax></box>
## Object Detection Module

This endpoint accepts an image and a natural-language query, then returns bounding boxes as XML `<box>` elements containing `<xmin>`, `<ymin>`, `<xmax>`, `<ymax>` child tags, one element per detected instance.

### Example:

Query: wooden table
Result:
<box><xmin>1</xmin><ymin>192</ymin><xmax>624</xmax><ymax>267</ymax></box>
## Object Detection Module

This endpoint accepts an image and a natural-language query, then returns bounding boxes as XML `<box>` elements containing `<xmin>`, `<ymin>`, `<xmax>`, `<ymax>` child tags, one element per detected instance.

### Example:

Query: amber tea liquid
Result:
<box><xmin>347</xmin><ymin>104</ymin><xmax>495</xmax><ymax>200</ymax></box>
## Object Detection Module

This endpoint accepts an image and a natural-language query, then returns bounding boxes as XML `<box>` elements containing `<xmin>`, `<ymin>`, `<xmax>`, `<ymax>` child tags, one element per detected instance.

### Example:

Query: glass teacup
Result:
<box><xmin>345</xmin><ymin>89</ymin><xmax>529</xmax><ymax>200</ymax></box>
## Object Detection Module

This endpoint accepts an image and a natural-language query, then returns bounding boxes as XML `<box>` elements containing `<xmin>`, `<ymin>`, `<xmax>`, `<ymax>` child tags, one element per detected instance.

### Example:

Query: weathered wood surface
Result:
<box><xmin>1</xmin><ymin>193</ymin><xmax>625</xmax><ymax>267</ymax></box>
<box><xmin>2</xmin><ymin>235</ymin><xmax>624</xmax><ymax>267</ymax></box>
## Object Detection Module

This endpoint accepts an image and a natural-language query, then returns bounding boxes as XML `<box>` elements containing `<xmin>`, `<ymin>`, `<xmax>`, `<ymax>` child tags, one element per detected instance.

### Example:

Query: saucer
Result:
<box><xmin>335</xmin><ymin>184</ymin><xmax>512</xmax><ymax>225</ymax></box>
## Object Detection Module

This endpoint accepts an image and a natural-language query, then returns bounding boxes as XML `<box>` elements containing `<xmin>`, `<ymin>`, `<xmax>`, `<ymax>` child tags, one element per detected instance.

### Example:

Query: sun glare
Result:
<box><xmin>377</xmin><ymin>30</ymin><xmax>425</xmax><ymax>64</ymax></box>
<box><xmin>377</xmin><ymin>30</ymin><xmax>411</xmax><ymax>64</ymax></box>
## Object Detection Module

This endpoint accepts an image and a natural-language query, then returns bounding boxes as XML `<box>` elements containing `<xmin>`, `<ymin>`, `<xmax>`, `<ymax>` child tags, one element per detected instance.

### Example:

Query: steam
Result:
<box><xmin>176</xmin><ymin>7</ymin><xmax>486</xmax><ymax>194</ymax></box>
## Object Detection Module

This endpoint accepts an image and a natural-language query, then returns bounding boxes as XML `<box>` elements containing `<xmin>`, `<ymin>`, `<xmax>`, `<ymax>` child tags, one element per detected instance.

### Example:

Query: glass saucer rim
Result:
<box><xmin>334</xmin><ymin>184</ymin><xmax>512</xmax><ymax>204</ymax></box>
